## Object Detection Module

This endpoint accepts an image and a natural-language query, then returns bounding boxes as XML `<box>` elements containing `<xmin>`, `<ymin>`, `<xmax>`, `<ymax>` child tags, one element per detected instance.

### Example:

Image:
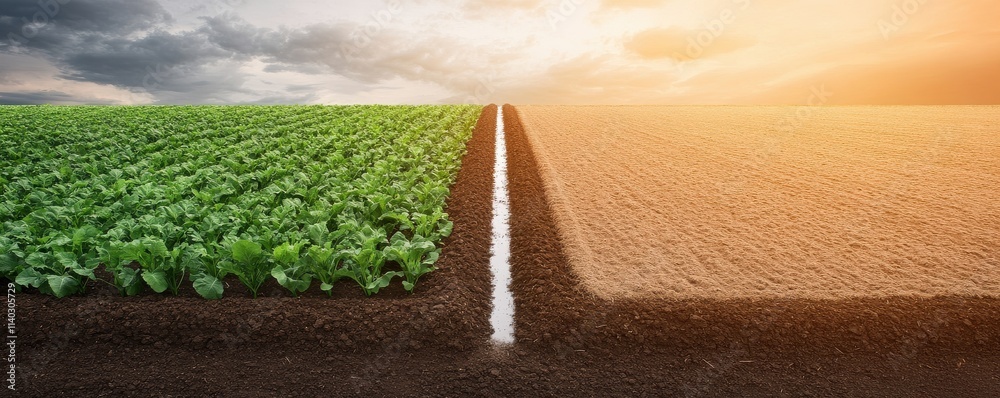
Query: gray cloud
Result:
<box><xmin>1</xmin><ymin>0</ymin><xmax>510</xmax><ymax>104</ymax></box>
<box><xmin>0</xmin><ymin>0</ymin><xmax>171</xmax><ymax>48</ymax></box>
<box><xmin>239</xmin><ymin>92</ymin><xmax>320</xmax><ymax>105</ymax></box>
<box><xmin>59</xmin><ymin>31</ymin><xmax>232</xmax><ymax>87</ymax></box>
<box><xmin>195</xmin><ymin>13</ymin><xmax>513</xmax><ymax>100</ymax></box>
<box><xmin>0</xmin><ymin>90</ymin><xmax>118</xmax><ymax>105</ymax></box>
<box><xmin>0</xmin><ymin>0</ymin><xmax>242</xmax><ymax>103</ymax></box>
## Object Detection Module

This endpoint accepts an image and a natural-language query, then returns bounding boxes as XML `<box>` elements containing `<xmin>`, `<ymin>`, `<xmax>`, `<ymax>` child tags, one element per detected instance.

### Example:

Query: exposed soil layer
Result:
<box><xmin>17</xmin><ymin>345</ymin><xmax>1000</xmax><ymax>397</ymax></box>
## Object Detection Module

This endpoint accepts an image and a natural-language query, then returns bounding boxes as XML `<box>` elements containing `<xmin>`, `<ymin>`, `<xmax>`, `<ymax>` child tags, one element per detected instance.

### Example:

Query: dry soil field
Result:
<box><xmin>516</xmin><ymin>105</ymin><xmax>1000</xmax><ymax>300</ymax></box>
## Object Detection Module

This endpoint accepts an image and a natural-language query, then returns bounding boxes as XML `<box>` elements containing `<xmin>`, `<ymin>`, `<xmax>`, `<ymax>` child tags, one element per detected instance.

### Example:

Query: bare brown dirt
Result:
<box><xmin>515</xmin><ymin>105</ymin><xmax>1000</xmax><ymax>300</ymax></box>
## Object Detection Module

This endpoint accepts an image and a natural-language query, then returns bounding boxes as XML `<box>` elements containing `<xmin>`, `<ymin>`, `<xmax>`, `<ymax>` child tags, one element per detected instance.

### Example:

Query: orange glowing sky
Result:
<box><xmin>1</xmin><ymin>0</ymin><xmax>998</xmax><ymax>104</ymax></box>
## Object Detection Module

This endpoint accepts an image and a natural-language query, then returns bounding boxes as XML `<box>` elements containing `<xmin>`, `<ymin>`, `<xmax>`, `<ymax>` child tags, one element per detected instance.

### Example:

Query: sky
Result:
<box><xmin>0</xmin><ymin>0</ymin><xmax>998</xmax><ymax>105</ymax></box>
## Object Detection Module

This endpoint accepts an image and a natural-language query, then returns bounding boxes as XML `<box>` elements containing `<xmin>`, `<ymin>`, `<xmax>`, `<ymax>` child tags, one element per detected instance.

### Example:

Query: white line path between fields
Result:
<box><xmin>490</xmin><ymin>106</ymin><xmax>515</xmax><ymax>345</ymax></box>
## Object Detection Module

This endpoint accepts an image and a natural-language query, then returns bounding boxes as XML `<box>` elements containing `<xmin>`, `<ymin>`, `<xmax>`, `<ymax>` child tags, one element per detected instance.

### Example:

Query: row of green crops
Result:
<box><xmin>0</xmin><ymin>105</ymin><xmax>481</xmax><ymax>298</ymax></box>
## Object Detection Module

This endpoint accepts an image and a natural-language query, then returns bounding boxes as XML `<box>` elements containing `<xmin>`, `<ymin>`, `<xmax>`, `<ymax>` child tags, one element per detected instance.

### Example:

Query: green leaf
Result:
<box><xmin>72</xmin><ymin>267</ymin><xmax>96</xmax><ymax>279</ymax></box>
<box><xmin>231</xmin><ymin>240</ymin><xmax>262</xmax><ymax>263</ymax></box>
<box><xmin>333</xmin><ymin>267</ymin><xmax>355</xmax><ymax>281</ymax></box>
<box><xmin>389</xmin><ymin>231</ymin><xmax>408</xmax><ymax>246</ymax></box>
<box><xmin>142</xmin><ymin>271</ymin><xmax>169</xmax><ymax>293</ymax></box>
<box><xmin>271</xmin><ymin>265</ymin><xmax>290</xmax><ymax>286</ymax></box>
<box><xmin>85</xmin><ymin>256</ymin><xmax>102</xmax><ymax>269</ymax></box>
<box><xmin>366</xmin><ymin>271</ymin><xmax>401</xmax><ymax>291</ymax></box>
<box><xmin>192</xmin><ymin>274</ymin><xmax>224</xmax><ymax>300</ymax></box>
<box><xmin>287</xmin><ymin>278</ymin><xmax>311</xmax><ymax>295</ymax></box>
<box><xmin>306</xmin><ymin>223</ymin><xmax>329</xmax><ymax>246</ymax></box>
<box><xmin>72</xmin><ymin>225</ymin><xmax>101</xmax><ymax>248</ymax></box>
<box><xmin>272</xmin><ymin>242</ymin><xmax>300</xmax><ymax>265</ymax></box>
<box><xmin>47</xmin><ymin>234</ymin><xmax>72</xmax><ymax>249</ymax></box>
<box><xmin>54</xmin><ymin>251</ymin><xmax>79</xmax><ymax>269</ymax></box>
<box><xmin>402</xmin><ymin>280</ymin><xmax>414</xmax><ymax>292</ymax></box>
<box><xmin>142</xmin><ymin>238</ymin><xmax>169</xmax><ymax>258</ymax></box>
<box><xmin>113</xmin><ymin>267</ymin><xmax>144</xmax><ymax>296</ymax></box>
<box><xmin>118</xmin><ymin>267</ymin><xmax>139</xmax><ymax>285</ymax></box>
<box><xmin>307</xmin><ymin>245</ymin><xmax>333</xmax><ymax>266</ymax></box>
<box><xmin>24</xmin><ymin>252</ymin><xmax>51</xmax><ymax>268</ymax></box>
<box><xmin>424</xmin><ymin>251</ymin><xmax>440</xmax><ymax>265</ymax></box>
<box><xmin>37</xmin><ymin>281</ymin><xmax>55</xmax><ymax>296</ymax></box>
<box><xmin>438</xmin><ymin>220</ymin><xmax>454</xmax><ymax>239</ymax></box>
<box><xmin>180</xmin><ymin>245</ymin><xmax>205</xmax><ymax>271</ymax></box>
<box><xmin>320</xmin><ymin>282</ymin><xmax>334</xmax><ymax>292</ymax></box>
<box><xmin>272</xmin><ymin>264</ymin><xmax>312</xmax><ymax>296</ymax></box>
<box><xmin>46</xmin><ymin>275</ymin><xmax>80</xmax><ymax>298</ymax></box>
<box><xmin>15</xmin><ymin>268</ymin><xmax>45</xmax><ymax>288</ymax></box>
<box><xmin>0</xmin><ymin>253</ymin><xmax>18</xmax><ymax>276</ymax></box>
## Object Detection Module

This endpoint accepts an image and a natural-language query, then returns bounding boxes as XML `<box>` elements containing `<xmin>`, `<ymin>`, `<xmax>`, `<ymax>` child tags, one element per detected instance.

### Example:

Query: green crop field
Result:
<box><xmin>0</xmin><ymin>105</ymin><xmax>481</xmax><ymax>299</ymax></box>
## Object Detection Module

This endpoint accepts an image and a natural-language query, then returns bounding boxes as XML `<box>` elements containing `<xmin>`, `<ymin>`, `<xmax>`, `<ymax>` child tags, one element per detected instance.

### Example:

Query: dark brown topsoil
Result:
<box><xmin>10</xmin><ymin>104</ymin><xmax>1000</xmax><ymax>397</ymax></box>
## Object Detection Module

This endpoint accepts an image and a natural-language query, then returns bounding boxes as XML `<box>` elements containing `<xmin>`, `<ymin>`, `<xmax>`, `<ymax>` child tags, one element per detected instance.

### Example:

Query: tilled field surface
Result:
<box><xmin>515</xmin><ymin>105</ymin><xmax>1000</xmax><ymax>300</ymax></box>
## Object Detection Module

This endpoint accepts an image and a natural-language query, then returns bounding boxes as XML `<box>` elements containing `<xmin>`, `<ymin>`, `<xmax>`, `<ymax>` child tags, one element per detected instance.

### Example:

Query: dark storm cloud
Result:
<box><xmin>197</xmin><ymin>14</ymin><xmax>390</xmax><ymax>82</ymax></box>
<box><xmin>0</xmin><ymin>0</ymin><xmax>499</xmax><ymax>104</ymax></box>
<box><xmin>0</xmin><ymin>0</ymin><xmax>230</xmax><ymax>100</ymax></box>
<box><xmin>58</xmin><ymin>30</ymin><xmax>232</xmax><ymax>87</ymax></box>
<box><xmin>0</xmin><ymin>0</ymin><xmax>171</xmax><ymax>48</ymax></box>
<box><xmin>0</xmin><ymin>90</ymin><xmax>117</xmax><ymax>104</ymax></box>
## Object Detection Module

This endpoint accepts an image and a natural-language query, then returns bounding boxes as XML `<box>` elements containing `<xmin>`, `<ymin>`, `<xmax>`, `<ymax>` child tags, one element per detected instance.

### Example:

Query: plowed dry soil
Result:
<box><xmin>515</xmin><ymin>105</ymin><xmax>1000</xmax><ymax>300</ymax></box>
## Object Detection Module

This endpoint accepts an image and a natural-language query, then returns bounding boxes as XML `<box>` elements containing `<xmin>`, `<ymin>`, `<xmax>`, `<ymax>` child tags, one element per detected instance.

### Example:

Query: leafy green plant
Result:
<box><xmin>0</xmin><ymin>236</ymin><xmax>22</xmax><ymax>283</ymax></box>
<box><xmin>305</xmin><ymin>244</ymin><xmax>352</xmax><ymax>296</ymax></box>
<box><xmin>341</xmin><ymin>226</ymin><xmax>401</xmax><ymax>296</ymax></box>
<box><xmin>123</xmin><ymin>238</ymin><xmax>193</xmax><ymax>296</ymax></box>
<box><xmin>225</xmin><ymin>240</ymin><xmax>270</xmax><ymax>298</ymax></box>
<box><xmin>15</xmin><ymin>252</ymin><xmax>94</xmax><ymax>298</ymax></box>
<box><xmin>383</xmin><ymin>232</ymin><xmax>440</xmax><ymax>292</ymax></box>
<box><xmin>270</xmin><ymin>241</ymin><xmax>313</xmax><ymax>297</ymax></box>
<box><xmin>414</xmin><ymin>210</ymin><xmax>453</xmax><ymax>242</ymax></box>
<box><xmin>98</xmin><ymin>240</ymin><xmax>144</xmax><ymax>296</ymax></box>
<box><xmin>186</xmin><ymin>243</ymin><xmax>229</xmax><ymax>300</ymax></box>
<box><xmin>14</xmin><ymin>225</ymin><xmax>102</xmax><ymax>297</ymax></box>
